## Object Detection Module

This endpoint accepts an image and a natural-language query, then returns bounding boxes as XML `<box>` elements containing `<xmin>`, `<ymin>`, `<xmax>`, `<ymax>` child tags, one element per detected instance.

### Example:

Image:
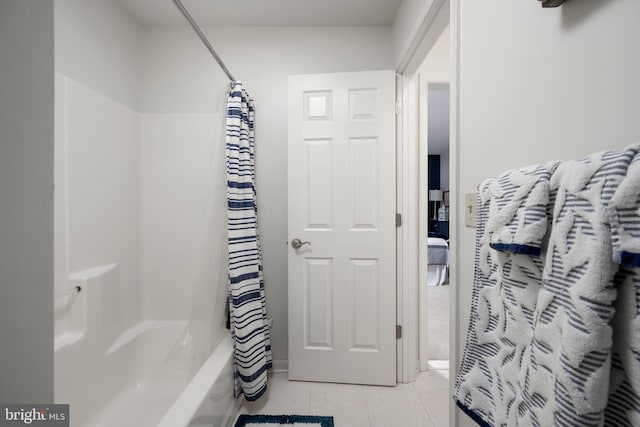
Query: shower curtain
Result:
<box><xmin>226</xmin><ymin>81</ymin><xmax>272</xmax><ymax>401</ymax></box>
<box><xmin>165</xmin><ymin>85</ymin><xmax>231</xmax><ymax>378</ymax></box>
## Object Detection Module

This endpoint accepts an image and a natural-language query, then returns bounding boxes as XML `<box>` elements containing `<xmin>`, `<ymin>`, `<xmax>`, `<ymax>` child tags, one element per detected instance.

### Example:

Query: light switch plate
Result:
<box><xmin>465</xmin><ymin>193</ymin><xmax>477</xmax><ymax>227</ymax></box>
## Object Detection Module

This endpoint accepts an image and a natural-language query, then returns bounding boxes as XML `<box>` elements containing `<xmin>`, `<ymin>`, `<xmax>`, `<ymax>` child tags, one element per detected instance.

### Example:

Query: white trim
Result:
<box><xmin>449</xmin><ymin>1</ymin><xmax>461</xmax><ymax>425</ymax></box>
<box><xmin>397</xmin><ymin>0</ymin><xmax>450</xmax><ymax>74</ymax></box>
<box><xmin>396</xmin><ymin>0</ymin><xmax>453</xmax><ymax>387</ymax></box>
<box><xmin>418</xmin><ymin>75</ymin><xmax>428</xmax><ymax>373</ymax></box>
<box><xmin>427</xmin><ymin>359</ymin><xmax>450</xmax><ymax>371</ymax></box>
<box><xmin>399</xmin><ymin>73</ymin><xmax>420</xmax><ymax>384</ymax></box>
<box><xmin>270</xmin><ymin>359</ymin><xmax>288</xmax><ymax>373</ymax></box>
<box><xmin>395</xmin><ymin>74</ymin><xmax>404</xmax><ymax>383</ymax></box>
<box><xmin>396</xmin><ymin>1</ymin><xmax>459</xmax><ymax>426</ymax></box>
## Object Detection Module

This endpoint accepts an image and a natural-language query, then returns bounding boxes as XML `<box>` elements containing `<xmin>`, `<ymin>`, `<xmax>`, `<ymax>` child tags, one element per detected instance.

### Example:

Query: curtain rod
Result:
<box><xmin>172</xmin><ymin>0</ymin><xmax>236</xmax><ymax>84</ymax></box>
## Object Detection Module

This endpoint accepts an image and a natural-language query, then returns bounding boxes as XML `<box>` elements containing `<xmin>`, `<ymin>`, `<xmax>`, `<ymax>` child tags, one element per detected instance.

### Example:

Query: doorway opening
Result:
<box><xmin>424</xmin><ymin>81</ymin><xmax>451</xmax><ymax>369</ymax></box>
<box><xmin>412</xmin><ymin>23</ymin><xmax>452</xmax><ymax>373</ymax></box>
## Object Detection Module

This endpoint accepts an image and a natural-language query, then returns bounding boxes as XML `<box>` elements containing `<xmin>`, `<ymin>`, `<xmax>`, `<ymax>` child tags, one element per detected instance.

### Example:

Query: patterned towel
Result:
<box><xmin>485</xmin><ymin>162</ymin><xmax>559</xmax><ymax>256</ymax></box>
<box><xmin>606</xmin><ymin>149</ymin><xmax>640</xmax><ymax>426</ymax></box>
<box><xmin>454</xmin><ymin>175</ymin><xmax>548</xmax><ymax>426</ymax></box>
<box><xmin>607</xmin><ymin>266</ymin><xmax>640</xmax><ymax>426</ymax></box>
<box><xmin>610</xmin><ymin>152</ymin><xmax>640</xmax><ymax>267</ymax></box>
<box><xmin>455</xmin><ymin>145</ymin><xmax>639</xmax><ymax>426</ymax></box>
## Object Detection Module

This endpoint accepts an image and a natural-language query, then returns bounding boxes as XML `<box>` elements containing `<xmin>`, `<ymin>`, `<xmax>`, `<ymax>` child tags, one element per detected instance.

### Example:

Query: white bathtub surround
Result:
<box><xmin>226</xmin><ymin>82</ymin><xmax>272</xmax><ymax>401</ymax></box>
<box><xmin>165</xmin><ymin>236</ymin><xmax>229</xmax><ymax>376</ymax></box>
<box><xmin>54</xmin><ymin>264</ymin><xmax>237</xmax><ymax>427</ymax></box>
<box><xmin>54</xmin><ymin>74</ymin><xmax>141</xmax><ymax>339</ymax></box>
<box><xmin>79</xmin><ymin>322</ymin><xmax>191</xmax><ymax>427</ymax></box>
<box><xmin>55</xmin><ymin>60</ymin><xmax>234</xmax><ymax>423</ymax></box>
<box><xmin>159</xmin><ymin>113</ymin><xmax>231</xmax><ymax>378</ymax></box>
<box><xmin>54</xmin><ymin>264</ymin><xmax>119</xmax><ymax>352</ymax></box>
<box><xmin>54</xmin><ymin>265</ymin><xmax>183</xmax><ymax>425</ymax></box>
<box><xmin>54</xmin><ymin>70</ymin><xmax>236</xmax><ymax>426</ymax></box>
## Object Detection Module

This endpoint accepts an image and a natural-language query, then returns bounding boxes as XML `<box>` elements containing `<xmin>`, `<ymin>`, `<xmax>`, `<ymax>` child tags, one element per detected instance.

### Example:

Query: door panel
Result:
<box><xmin>288</xmin><ymin>70</ymin><xmax>396</xmax><ymax>386</ymax></box>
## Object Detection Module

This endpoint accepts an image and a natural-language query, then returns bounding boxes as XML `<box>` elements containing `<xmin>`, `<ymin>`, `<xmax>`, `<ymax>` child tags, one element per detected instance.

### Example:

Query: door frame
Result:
<box><xmin>396</xmin><ymin>5</ymin><xmax>460</xmax><ymax>426</ymax></box>
<box><xmin>395</xmin><ymin>73</ymin><xmax>420</xmax><ymax>383</ymax></box>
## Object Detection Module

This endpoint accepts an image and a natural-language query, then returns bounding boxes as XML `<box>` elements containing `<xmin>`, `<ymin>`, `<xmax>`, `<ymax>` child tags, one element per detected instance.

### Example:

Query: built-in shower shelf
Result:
<box><xmin>54</xmin><ymin>330</ymin><xmax>85</xmax><ymax>351</ymax></box>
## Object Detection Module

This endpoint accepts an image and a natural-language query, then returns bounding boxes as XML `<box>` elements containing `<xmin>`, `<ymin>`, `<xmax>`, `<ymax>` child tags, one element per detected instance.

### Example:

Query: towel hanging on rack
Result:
<box><xmin>484</xmin><ymin>161</ymin><xmax>559</xmax><ymax>256</ymax></box>
<box><xmin>606</xmin><ymin>150</ymin><xmax>640</xmax><ymax>424</ymax></box>
<box><xmin>454</xmin><ymin>144</ymin><xmax>640</xmax><ymax>426</ymax></box>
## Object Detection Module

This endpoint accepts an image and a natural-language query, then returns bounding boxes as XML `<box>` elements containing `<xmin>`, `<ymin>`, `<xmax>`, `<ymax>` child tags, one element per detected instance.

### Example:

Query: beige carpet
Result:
<box><xmin>426</xmin><ymin>284</ymin><xmax>450</xmax><ymax>361</ymax></box>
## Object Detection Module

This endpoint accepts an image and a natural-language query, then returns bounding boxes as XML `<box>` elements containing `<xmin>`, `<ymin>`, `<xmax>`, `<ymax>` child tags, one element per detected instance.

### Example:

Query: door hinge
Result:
<box><xmin>395</xmin><ymin>100</ymin><xmax>402</xmax><ymax>115</ymax></box>
<box><xmin>396</xmin><ymin>325</ymin><xmax>402</xmax><ymax>339</ymax></box>
<box><xmin>396</xmin><ymin>213</ymin><xmax>402</xmax><ymax>228</ymax></box>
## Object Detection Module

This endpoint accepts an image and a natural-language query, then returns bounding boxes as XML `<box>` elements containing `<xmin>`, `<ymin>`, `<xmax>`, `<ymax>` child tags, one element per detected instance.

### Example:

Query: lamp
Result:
<box><xmin>429</xmin><ymin>189</ymin><xmax>443</xmax><ymax>220</ymax></box>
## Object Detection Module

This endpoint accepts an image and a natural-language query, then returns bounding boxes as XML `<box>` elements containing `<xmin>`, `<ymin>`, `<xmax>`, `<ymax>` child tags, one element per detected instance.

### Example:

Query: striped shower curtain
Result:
<box><xmin>226</xmin><ymin>81</ymin><xmax>272</xmax><ymax>401</ymax></box>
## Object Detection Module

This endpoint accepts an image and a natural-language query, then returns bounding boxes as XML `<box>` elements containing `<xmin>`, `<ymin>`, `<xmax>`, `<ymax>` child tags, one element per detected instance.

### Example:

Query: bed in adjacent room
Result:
<box><xmin>427</xmin><ymin>236</ymin><xmax>449</xmax><ymax>286</ymax></box>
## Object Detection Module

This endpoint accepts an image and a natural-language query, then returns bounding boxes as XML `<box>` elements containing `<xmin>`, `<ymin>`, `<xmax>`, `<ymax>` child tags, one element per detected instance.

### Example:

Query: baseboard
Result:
<box><xmin>270</xmin><ymin>359</ymin><xmax>288</xmax><ymax>373</ymax></box>
<box><xmin>269</xmin><ymin>359</ymin><xmax>447</xmax><ymax>377</ymax></box>
<box><xmin>427</xmin><ymin>359</ymin><xmax>449</xmax><ymax>370</ymax></box>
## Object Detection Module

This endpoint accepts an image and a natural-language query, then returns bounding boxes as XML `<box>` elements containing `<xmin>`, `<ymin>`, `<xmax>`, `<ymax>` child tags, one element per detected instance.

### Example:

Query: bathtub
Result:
<box><xmin>54</xmin><ymin>264</ymin><xmax>238</xmax><ymax>427</ymax></box>
<box><xmin>158</xmin><ymin>335</ymin><xmax>236</xmax><ymax>427</ymax></box>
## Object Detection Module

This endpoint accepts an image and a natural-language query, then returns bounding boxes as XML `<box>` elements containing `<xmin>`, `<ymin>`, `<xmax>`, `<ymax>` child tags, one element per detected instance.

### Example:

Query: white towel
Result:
<box><xmin>485</xmin><ymin>162</ymin><xmax>560</xmax><ymax>256</ymax></box>
<box><xmin>455</xmin><ymin>145</ymin><xmax>639</xmax><ymax>426</ymax></box>
<box><xmin>606</xmin><ymin>148</ymin><xmax>640</xmax><ymax>425</ymax></box>
<box><xmin>610</xmin><ymin>151</ymin><xmax>640</xmax><ymax>267</ymax></box>
<box><xmin>454</xmin><ymin>175</ymin><xmax>548</xmax><ymax>426</ymax></box>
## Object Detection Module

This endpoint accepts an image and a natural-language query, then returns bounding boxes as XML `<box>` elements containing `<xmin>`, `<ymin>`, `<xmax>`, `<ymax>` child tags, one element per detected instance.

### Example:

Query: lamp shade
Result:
<box><xmin>429</xmin><ymin>189</ymin><xmax>443</xmax><ymax>201</ymax></box>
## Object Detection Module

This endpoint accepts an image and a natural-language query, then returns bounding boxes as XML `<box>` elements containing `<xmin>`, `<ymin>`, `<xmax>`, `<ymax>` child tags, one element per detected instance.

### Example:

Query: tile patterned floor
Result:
<box><xmin>237</xmin><ymin>370</ymin><xmax>450</xmax><ymax>427</ymax></box>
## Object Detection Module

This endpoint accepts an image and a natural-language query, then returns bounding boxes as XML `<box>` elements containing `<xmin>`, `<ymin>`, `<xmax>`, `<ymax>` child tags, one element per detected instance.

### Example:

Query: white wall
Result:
<box><xmin>141</xmin><ymin>26</ymin><xmax>393</xmax><ymax>113</ymax></box>
<box><xmin>0</xmin><ymin>1</ymin><xmax>54</xmax><ymax>403</ymax></box>
<box><xmin>439</xmin><ymin>150</ymin><xmax>450</xmax><ymax>192</ymax></box>
<box><xmin>417</xmin><ymin>25</ymin><xmax>450</xmax><ymax>81</ymax></box>
<box><xmin>456</xmin><ymin>0</ymin><xmax>640</xmax><ymax>424</ymax></box>
<box><xmin>140</xmin><ymin>25</ymin><xmax>394</xmax><ymax>365</ymax></box>
<box><xmin>427</xmin><ymin>84</ymin><xmax>450</xmax><ymax>189</ymax></box>
<box><xmin>420</xmin><ymin>26</ymin><xmax>450</xmax><ymax>194</ymax></box>
<box><xmin>393</xmin><ymin>0</ymin><xmax>436</xmax><ymax>68</ymax></box>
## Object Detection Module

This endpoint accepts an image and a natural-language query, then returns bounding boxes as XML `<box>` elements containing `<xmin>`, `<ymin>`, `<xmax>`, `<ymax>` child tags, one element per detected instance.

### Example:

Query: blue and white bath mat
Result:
<box><xmin>234</xmin><ymin>414</ymin><xmax>334</xmax><ymax>427</ymax></box>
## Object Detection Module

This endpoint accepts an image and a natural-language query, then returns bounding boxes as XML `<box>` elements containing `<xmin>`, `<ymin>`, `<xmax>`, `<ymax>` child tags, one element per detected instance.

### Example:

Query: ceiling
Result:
<box><xmin>118</xmin><ymin>0</ymin><xmax>403</xmax><ymax>27</ymax></box>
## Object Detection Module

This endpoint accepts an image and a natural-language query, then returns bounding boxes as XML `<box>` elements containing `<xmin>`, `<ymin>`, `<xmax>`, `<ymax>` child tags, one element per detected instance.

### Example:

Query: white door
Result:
<box><xmin>287</xmin><ymin>71</ymin><xmax>396</xmax><ymax>385</ymax></box>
